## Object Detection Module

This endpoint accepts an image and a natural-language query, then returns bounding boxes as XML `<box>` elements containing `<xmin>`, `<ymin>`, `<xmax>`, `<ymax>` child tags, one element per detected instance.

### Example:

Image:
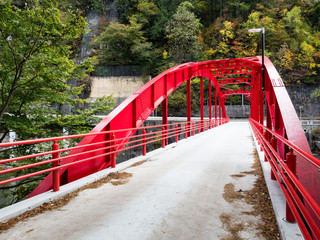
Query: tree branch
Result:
<box><xmin>17</xmin><ymin>98</ymin><xmax>27</xmax><ymax>115</ymax></box>
<box><xmin>13</xmin><ymin>74</ymin><xmax>39</xmax><ymax>90</ymax></box>
<box><xmin>24</xmin><ymin>19</ymin><xmax>45</xmax><ymax>61</ymax></box>
<box><xmin>0</xmin><ymin>30</ymin><xmax>18</xmax><ymax>67</ymax></box>
<box><xmin>0</xmin><ymin>62</ymin><xmax>25</xmax><ymax>121</ymax></box>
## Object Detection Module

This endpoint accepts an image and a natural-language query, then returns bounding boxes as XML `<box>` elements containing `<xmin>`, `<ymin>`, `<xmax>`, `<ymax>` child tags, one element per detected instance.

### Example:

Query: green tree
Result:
<box><xmin>128</xmin><ymin>0</ymin><xmax>159</xmax><ymax>29</ymax></box>
<box><xmin>95</xmin><ymin>20</ymin><xmax>154</xmax><ymax>66</ymax></box>
<box><xmin>0</xmin><ymin>0</ymin><xmax>115</xmax><ymax>206</ymax></box>
<box><xmin>0</xmin><ymin>0</ymin><xmax>115</xmax><ymax>139</ymax></box>
<box><xmin>148</xmin><ymin>0</ymin><xmax>184</xmax><ymax>44</ymax></box>
<box><xmin>117</xmin><ymin>0</ymin><xmax>183</xmax><ymax>47</ymax></box>
<box><xmin>165</xmin><ymin>1</ymin><xmax>202</xmax><ymax>63</ymax></box>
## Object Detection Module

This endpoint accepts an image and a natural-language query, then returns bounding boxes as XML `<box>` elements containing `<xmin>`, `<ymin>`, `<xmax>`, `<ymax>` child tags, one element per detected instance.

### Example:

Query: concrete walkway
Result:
<box><xmin>1</xmin><ymin>122</ymin><xmax>265</xmax><ymax>240</ymax></box>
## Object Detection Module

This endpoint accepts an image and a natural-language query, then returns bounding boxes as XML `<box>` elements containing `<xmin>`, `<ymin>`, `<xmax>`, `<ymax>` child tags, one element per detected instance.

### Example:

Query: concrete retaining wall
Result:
<box><xmin>89</xmin><ymin>76</ymin><xmax>145</xmax><ymax>106</ymax></box>
<box><xmin>286</xmin><ymin>85</ymin><xmax>320</xmax><ymax>118</ymax></box>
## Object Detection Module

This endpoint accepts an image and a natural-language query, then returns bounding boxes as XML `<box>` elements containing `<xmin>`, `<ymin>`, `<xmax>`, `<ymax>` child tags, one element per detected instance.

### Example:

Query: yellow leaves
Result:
<box><xmin>298</xmin><ymin>41</ymin><xmax>317</xmax><ymax>68</ymax></box>
<box><xmin>219</xmin><ymin>21</ymin><xmax>234</xmax><ymax>40</ymax></box>
<box><xmin>276</xmin><ymin>43</ymin><xmax>294</xmax><ymax>70</ymax></box>
<box><xmin>218</xmin><ymin>42</ymin><xmax>229</xmax><ymax>54</ymax></box>
<box><xmin>205</xmin><ymin>48</ymin><xmax>217</xmax><ymax>56</ymax></box>
<box><xmin>248</xmin><ymin>11</ymin><xmax>262</xmax><ymax>24</ymax></box>
<box><xmin>163</xmin><ymin>50</ymin><xmax>168</xmax><ymax>59</ymax></box>
<box><xmin>210</xmin><ymin>20</ymin><xmax>235</xmax><ymax>58</ymax></box>
<box><xmin>192</xmin><ymin>77</ymin><xmax>200</xmax><ymax>84</ymax></box>
<box><xmin>261</xmin><ymin>16</ymin><xmax>274</xmax><ymax>29</ymax></box>
<box><xmin>300</xmin><ymin>41</ymin><xmax>315</xmax><ymax>56</ymax></box>
<box><xmin>309</xmin><ymin>63</ymin><xmax>316</xmax><ymax>69</ymax></box>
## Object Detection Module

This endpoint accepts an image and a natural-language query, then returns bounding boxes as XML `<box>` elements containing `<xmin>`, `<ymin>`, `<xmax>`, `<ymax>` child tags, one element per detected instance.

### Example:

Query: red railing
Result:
<box><xmin>250</xmin><ymin>118</ymin><xmax>320</xmax><ymax>240</ymax></box>
<box><xmin>0</xmin><ymin>118</ymin><xmax>229</xmax><ymax>194</ymax></box>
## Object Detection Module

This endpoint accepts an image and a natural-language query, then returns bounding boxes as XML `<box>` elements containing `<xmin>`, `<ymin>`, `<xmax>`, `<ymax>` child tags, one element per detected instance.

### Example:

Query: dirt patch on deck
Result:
<box><xmin>220</xmin><ymin>213</ymin><xmax>245</xmax><ymax>240</ymax></box>
<box><xmin>125</xmin><ymin>159</ymin><xmax>149</xmax><ymax>169</ymax></box>
<box><xmin>223</xmin><ymin>183</ymin><xmax>243</xmax><ymax>203</ymax></box>
<box><xmin>109</xmin><ymin>172</ymin><xmax>133</xmax><ymax>186</ymax></box>
<box><xmin>244</xmin><ymin>151</ymin><xmax>280</xmax><ymax>239</ymax></box>
<box><xmin>230</xmin><ymin>174</ymin><xmax>246</xmax><ymax>178</ymax></box>
<box><xmin>221</xmin><ymin>150</ymin><xmax>280</xmax><ymax>240</ymax></box>
<box><xmin>0</xmin><ymin>171</ymin><xmax>133</xmax><ymax>233</ymax></box>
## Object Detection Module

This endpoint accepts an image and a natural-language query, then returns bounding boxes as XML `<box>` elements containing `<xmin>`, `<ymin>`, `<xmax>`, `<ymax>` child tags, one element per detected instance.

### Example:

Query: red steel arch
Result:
<box><xmin>30</xmin><ymin>56</ymin><xmax>313</xmax><ymax>204</ymax></box>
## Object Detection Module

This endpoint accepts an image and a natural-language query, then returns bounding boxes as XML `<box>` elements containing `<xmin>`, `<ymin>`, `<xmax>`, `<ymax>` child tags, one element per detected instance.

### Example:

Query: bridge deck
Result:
<box><xmin>1</xmin><ymin>121</ymin><xmax>268</xmax><ymax>239</ymax></box>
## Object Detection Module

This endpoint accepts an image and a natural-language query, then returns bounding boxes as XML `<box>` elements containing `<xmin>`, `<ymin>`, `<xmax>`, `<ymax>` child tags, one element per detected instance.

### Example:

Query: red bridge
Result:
<box><xmin>0</xmin><ymin>57</ymin><xmax>319</xmax><ymax>239</ymax></box>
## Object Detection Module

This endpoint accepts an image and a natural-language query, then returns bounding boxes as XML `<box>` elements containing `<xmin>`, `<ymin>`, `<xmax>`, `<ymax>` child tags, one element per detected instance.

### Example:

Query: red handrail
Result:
<box><xmin>250</xmin><ymin>118</ymin><xmax>320</xmax><ymax>240</ymax></box>
<box><xmin>0</xmin><ymin>118</ymin><xmax>229</xmax><ymax>188</ymax></box>
<box><xmin>250</xmin><ymin>119</ymin><xmax>320</xmax><ymax>168</ymax></box>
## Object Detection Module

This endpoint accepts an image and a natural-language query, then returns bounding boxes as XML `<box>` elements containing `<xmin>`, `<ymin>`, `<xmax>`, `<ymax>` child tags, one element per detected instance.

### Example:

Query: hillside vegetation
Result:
<box><xmin>84</xmin><ymin>0</ymin><xmax>320</xmax><ymax>87</ymax></box>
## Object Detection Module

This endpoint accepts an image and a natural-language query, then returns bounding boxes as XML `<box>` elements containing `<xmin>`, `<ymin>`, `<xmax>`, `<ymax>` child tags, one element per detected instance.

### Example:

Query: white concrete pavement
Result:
<box><xmin>0</xmin><ymin>121</ymin><xmax>275</xmax><ymax>239</ymax></box>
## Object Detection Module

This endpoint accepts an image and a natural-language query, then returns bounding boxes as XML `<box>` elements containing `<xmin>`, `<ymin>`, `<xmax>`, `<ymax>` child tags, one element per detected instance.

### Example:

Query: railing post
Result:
<box><xmin>187</xmin><ymin>79</ymin><xmax>191</xmax><ymax>137</ymax></box>
<box><xmin>192</xmin><ymin>122</ymin><xmax>195</xmax><ymax>136</ymax></box>
<box><xmin>270</xmin><ymin>136</ymin><xmax>277</xmax><ymax>180</ymax></box>
<box><xmin>162</xmin><ymin>127</ymin><xmax>165</xmax><ymax>148</ymax></box>
<box><xmin>215</xmin><ymin>87</ymin><xmax>217</xmax><ymax>122</ymax></box>
<box><xmin>185</xmin><ymin>124</ymin><xmax>188</xmax><ymax>139</ymax></box>
<box><xmin>198</xmin><ymin>121</ymin><xmax>201</xmax><ymax>134</ymax></box>
<box><xmin>263</xmin><ymin>131</ymin><xmax>268</xmax><ymax>161</ymax></box>
<box><xmin>200</xmin><ymin>77</ymin><xmax>204</xmax><ymax>132</ymax></box>
<box><xmin>209</xmin><ymin>80</ymin><xmax>212</xmax><ymax>127</ymax></box>
<box><xmin>257</xmin><ymin>129</ymin><xmax>261</xmax><ymax>145</ymax></box>
<box><xmin>111</xmin><ymin>133</ymin><xmax>116</xmax><ymax>168</ymax></box>
<box><xmin>286</xmin><ymin>149</ymin><xmax>297</xmax><ymax>223</ymax></box>
<box><xmin>52</xmin><ymin>141</ymin><xmax>60</xmax><ymax>192</ymax></box>
<box><xmin>142</xmin><ymin>129</ymin><xmax>146</xmax><ymax>156</ymax></box>
<box><xmin>175</xmin><ymin>124</ymin><xmax>178</xmax><ymax>143</ymax></box>
<box><xmin>162</xmin><ymin>97</ymin><xmax>168</xmax><ymax>145</ymax></box>
<box><xmin>263</xmin><ymin>130</ymin><xmax>267</xmax><ymax>141</ymax></box>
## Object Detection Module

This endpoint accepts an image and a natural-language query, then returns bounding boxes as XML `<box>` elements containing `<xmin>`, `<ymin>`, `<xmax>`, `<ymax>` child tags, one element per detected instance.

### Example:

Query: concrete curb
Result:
<box><xmin>0</xmin><ymin>141</ymin><xmax>180</xmax><ymax>223</ymax></box>
<box><xmin>250</xmin><ymin>126</ymin><xmax>303</xmax><ymax>240</ymax></box>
